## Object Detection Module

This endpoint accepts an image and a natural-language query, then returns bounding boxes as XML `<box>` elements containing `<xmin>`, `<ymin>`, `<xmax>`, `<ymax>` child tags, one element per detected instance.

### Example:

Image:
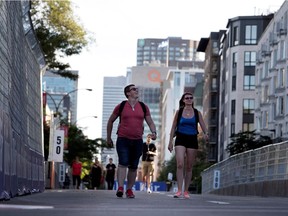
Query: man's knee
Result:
<box><xmin>128</xmin><ymin>167</ymin><xmax>137</xmax><ymax>172</ymax></box>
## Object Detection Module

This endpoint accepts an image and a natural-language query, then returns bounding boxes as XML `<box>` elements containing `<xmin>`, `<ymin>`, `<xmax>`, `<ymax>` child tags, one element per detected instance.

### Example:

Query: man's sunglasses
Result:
<box><xmin>129</xmin><ymin>87</ymin><xmax>138</xmax><ymax>91</ymax></box>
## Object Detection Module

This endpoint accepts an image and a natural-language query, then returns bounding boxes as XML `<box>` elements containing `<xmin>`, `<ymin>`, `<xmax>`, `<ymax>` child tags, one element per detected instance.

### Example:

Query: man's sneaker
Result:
<box><xmin>126</xmin><ymin>189</ymin><xmax>135</xmax><ymax>198</ymax></box>
<box><xmin>147</xmin><ymin>188</ymin><xmax>152</xmax><ymax>193</ymax></box>
<box><xmin>116</xmin><ymin>186</ymin><xmax>124</xmax><ymax>198</ymax></box>
<box><xmin>183</xmin><ymin>191</ymin><xmax>190</xmax><ymax>199</ymax></box>
<box><xmin>173</xmin><ymin>191</ymin><xmax>182</xmax><ymax>198</ymax></box>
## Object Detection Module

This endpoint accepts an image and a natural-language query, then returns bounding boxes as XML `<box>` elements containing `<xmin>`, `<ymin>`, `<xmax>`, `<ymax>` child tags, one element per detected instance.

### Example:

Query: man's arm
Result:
<box><xmin>106</xmin><ymin>113</ymin><xmax>118</xmax><ymax>147</ymax></box>
<box><xmin>145</xmin><ymin>115</ymin><xmax>157</xmax><ymax>140</ymax></box>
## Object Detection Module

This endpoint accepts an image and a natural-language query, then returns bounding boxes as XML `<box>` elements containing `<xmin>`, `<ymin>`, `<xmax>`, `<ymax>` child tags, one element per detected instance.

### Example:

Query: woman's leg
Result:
<box><xmin>175</xmin><ymin>146</ymin><xmax>186</xmax><ymax>192</ymax></box>
<box><xmin>184</xmin><ymin>148</ymin><xmax>197</xmax><ymax>191</ymax></box>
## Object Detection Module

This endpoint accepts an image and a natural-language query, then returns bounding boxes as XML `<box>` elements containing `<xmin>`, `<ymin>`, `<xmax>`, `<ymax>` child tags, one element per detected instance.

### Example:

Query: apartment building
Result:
<box><xmin>255</xmin><ymin>1</ymin><xmax>288</xmax><ymax>141</ymax></box>
<box><xmin>218</xmin><ymin>15</ymin><xmax>274</xmax><ymax>160</ymax></box>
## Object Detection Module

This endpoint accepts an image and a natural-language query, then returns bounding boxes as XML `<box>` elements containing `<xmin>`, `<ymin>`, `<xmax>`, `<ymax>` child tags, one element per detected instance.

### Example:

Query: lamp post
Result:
<box><xmin>44</xmin><ymin>88</ymin><xmax>92</xmax><ymax>117</ymax></box>
<box><xmin>43</xmin><ymin>88</ymin><xmax>92</xmax><ymax>189</ymax></box>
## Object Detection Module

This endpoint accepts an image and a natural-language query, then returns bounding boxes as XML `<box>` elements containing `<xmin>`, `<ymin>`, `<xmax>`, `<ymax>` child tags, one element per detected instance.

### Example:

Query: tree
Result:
<box><xmin>64</xmin><ymin>125</ymin><xmax>98</xmax><ymax>165</ymax></box>
<box><xmin>30</xmin><ymin>0</ymin><xmax>91</xmax><ymax>79</ymax></box>
<box><xmin>226</xmin><ymin>130</ymin><xmax>272</xmax><ymax>156</ymax></box>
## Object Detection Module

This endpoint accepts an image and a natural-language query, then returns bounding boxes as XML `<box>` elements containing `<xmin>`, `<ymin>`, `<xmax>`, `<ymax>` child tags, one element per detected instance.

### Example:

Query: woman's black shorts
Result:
<box><xmin>175</xmin><ymin>132</ymin><xmax>198</xmax><ymax>149</ymax></box>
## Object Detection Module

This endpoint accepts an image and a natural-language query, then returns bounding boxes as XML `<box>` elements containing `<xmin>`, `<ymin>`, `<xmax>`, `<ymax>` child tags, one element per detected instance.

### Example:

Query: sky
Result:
<box><xmin>66</xmin><ymin>0</ymin><xmax>285</xmax><ymax>139</ymax></box>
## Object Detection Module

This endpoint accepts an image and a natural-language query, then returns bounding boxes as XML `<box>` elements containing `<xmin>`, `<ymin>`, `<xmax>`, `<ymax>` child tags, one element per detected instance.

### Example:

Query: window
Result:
<box><xmin>243</xmin><ymin>99</ymin><xmax>255</xmax><ymax>114</ymax></box>
<box><xmin>174</xmin><ymin>72</ymin><xmax>181</xmax><ymax>86</ymax></box>
<box><xmin>244</xmin><ymin>75</ymin><xmax>255</xmax><ymax>90</ymax></box>
<box><xmin>212</xmin><ymin>78</ymin><xmax>217</xmax><ymax>90</ymax></box>
<box><xmin>212</xmin><ymin>41</ymin><xmax>218</xmax><ymax>55</ymax></box>
<box><xmin>277</xmin><ymin>96</ymin><xmax>284</xmax><ymax>115</ymax></box>
<box><xmin>278</xmin><ymin>40</ymin><xmax>286</xmax><ymax>60</ymax></box>
<box><xmin>233</xmin><ymin>26</ymin><xmax>239</xmax><ymax>45</ymax></box>
<box><xmin>185</xmin><ymin>72</ymin><xmax>193</xmax><ymax>85</ymax></box>
<box><xmin>232</xmin><ymin>52</ymin><xmax>238</xmax><ymax>68</ymax></box>
<box><xmin>278</xmin><ymin>68</ymin><xmax>285</xmax><ymax>87</ymax></box>
<box><xmin>243</xmin><ymin>123</ymin><xmax>254</xmax><ymax>131</ymax></box>
<box><xmin>244</xmin><ymin>51</ymin><xmax>256</xmax><ymax>66</ymax></box>
<box><xmin>245</xmin><ymin>25</ymin><xmax>257</xmax><ymax>44</ymax></box>
<box><xmin>231</xmin><ymin>100</ymin><xmax>236</xmax><ymax>115</ymax></box>
<box><xmin>231</xmin><ymin>123</ymin><xmax>235</xmax><ymax>135</ymax></box>
<box><xmin>232</xmin><ymin>75</ymin><xmax>236</xmax><ymax>91</ymax></box>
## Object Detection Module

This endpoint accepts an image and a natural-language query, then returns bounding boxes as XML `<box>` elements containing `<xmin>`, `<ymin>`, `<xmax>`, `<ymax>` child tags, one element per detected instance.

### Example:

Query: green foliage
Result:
<box><xmin>226</xmin><ymin>130</ymin><xmax>272</xmax><ymax>156</ymax></box>
<box><xmin>43</xmin><ymin>122</ymin><xmax>109</xmax><ymax>167</ymax></box>
<box><xmin>31</xmin><ymin>0</ymin><xmax>90</xmax><ymax>77</ymax></box>
<box><xmin>64</xmin><ymin>125</ymin><xmax>97</xmax><ymax>165</ymax></box>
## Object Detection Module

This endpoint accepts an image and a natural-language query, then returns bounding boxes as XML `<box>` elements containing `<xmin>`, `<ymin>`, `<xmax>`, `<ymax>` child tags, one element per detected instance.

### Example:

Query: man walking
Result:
<box><xmin>142</xmin><ymin>134</ymin><xmax>157</xmax><ymax>193</ymax></box>
<box><xmin>105</xmin><ymin>158</ymin><xmax>116</xmax><ymax>190</ymax></box>
<box><xmin>107</xmin><ymin>84</ymin><xmax>157</xmax><ymax>198</ymax></box>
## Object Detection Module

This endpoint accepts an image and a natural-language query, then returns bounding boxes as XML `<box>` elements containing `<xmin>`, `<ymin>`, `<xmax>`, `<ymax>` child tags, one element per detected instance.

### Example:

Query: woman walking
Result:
<box><xmin>168</xmin><ymin>92</ymin><xmax>208</xmax><ymax>198</ymax></box>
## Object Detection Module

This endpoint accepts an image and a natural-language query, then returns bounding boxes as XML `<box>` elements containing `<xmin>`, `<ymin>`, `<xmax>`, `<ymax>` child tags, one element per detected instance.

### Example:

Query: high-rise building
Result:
<box><xmin>42</xmin><ymin>70</ymin><xmax>79</xmax><ymax>124</ymax></box>
<box><xmin>137</xmin><ymin>37</ymin><xmax>200</xmax><ymax>67</ymax></box>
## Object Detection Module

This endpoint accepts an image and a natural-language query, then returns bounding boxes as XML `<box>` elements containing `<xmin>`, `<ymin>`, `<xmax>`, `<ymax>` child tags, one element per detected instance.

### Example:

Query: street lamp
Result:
<box><xmin>72</xmin><ymin>115</ymin><xmax>98</xmax><ymax>126</ymax></box>
<box><xmin>44</xmin><ymin>88</ymin><xmax>92</xmax><ymax>189</ymax></box>
<box><xmin>44</xmin><ymin>88</ymin><xmax>92</xmax><ymax>117</ymax></box>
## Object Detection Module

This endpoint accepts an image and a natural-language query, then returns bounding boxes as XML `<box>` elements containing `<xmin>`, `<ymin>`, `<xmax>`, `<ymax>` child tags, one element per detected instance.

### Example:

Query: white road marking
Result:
<box><xmin>208</xmin><ymin>200</ymin><xmax>230</xmax><ymax>205</ymax></box>
<box><xmin>0</xmin><ymin>204</ymin><xmax>54</xmax><ymax>209</ymax></box>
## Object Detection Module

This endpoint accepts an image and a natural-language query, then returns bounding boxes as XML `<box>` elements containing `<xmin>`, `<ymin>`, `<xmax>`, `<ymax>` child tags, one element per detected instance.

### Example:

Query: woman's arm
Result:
<box><xmin>168</xmin><ymin>110</ymin><xmax>179</xmax><ymax>152</ymax></box>
<box><xmin>198</xmin><ymin>111</ymin><xmax>209</xmax><ymax>141</ymax></box>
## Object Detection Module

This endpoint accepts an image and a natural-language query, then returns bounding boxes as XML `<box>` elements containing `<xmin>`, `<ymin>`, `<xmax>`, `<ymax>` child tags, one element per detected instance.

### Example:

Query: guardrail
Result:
<box><xmin>201</xmin><ymin>141</ymin><xmax>288</xmax><ymax>197</ymax></box>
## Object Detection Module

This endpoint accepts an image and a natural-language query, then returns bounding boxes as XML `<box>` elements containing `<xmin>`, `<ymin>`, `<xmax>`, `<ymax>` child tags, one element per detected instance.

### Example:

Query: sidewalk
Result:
<box><xmin>1</xmin><ymin>189</ymin><xmax>288</xmax><ymax>216</ymax></box>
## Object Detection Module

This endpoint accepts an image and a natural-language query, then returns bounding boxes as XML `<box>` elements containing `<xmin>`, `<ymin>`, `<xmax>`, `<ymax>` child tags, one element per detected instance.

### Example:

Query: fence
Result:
<box><xmin>0</xmin><ymin>1</ymin><xmax>45</xmax><ymax>200</ymax></box>
<box><xmin>201</xmin><ymin>141</ymin><xmax>288</xmax><ymax>197</ymax></box>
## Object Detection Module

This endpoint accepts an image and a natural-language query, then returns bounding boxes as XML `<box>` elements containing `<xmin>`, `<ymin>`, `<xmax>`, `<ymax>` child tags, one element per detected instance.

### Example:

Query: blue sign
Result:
<box><xmin>114</xmin><ymin>181</ymin><xmax>167</xmax><ymax>192</ymax></box>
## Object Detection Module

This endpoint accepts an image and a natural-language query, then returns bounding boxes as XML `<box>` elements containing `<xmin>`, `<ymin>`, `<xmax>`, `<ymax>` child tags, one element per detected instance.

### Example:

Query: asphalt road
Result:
<box><xmin>0</xmin><ymin>189</ymin><xmax>288</xmax><ymax>216</ymax></box>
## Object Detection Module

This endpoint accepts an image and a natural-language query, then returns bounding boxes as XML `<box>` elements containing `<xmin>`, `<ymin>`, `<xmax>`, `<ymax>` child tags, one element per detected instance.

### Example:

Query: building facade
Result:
<box><xmin>42</xmin><ymin>70</ymin><xmax>79</xmax><ymax>124</ymax></box>
<box><xmin>255</xmin><ymin>1</ymin><xmax>288</xmax><ymax>141</ymax></box>
<box><xmin>218</xmin><ymin>15</ymin><xmax>274</xmax><ymax>160</ymax></box>
<box><xmin>197</xmin><ymin>31</ymin><xmax>226</xmax><ymax>162</ymax></box>
<box><xmin>137</xmin><ymin>37</ymin><xmax>200</xmax><ymax>67</ymax></box>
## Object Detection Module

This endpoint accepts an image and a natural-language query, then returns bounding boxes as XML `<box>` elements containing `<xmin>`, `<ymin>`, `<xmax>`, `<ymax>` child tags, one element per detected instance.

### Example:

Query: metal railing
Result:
<box><xmin>201</xmin><ymin>141</ymin><xmax>288</xmax><ymax>195</ymax></box>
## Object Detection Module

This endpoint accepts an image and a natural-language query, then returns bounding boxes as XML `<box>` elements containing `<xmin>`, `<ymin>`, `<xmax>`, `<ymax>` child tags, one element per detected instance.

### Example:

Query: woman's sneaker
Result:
<box><xmin>173</xmin><ymin>191</ymin><xmax>182</xmax><ymax>198</ymax></box>
<box><xmin>183</xmin><ymin>191</ymin><xmax>190</xmax><ymax>199</ymax></box>
<box><xmin>126</xmin><ymin>189</ymin><xmax>135</xmax><ymax>198</ymax></box>
<box><xmin>116</xmin><ymin>186</ymin><xmax>124</xmax><ymax>197</ymax></box>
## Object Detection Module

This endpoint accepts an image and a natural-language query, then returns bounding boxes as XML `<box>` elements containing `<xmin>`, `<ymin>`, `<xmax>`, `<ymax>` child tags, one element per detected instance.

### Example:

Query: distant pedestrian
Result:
<box><xmin>71</xmin><ymin>156</ymin><xmax>82</xmax><ymax>189</ymax></box>
<box><xmin>105</xmin><ymin>158</ymin><xmax>116</xmax><ymax>190</ymax></box>
<box><xmin>63</xmin><ymin>173</ymin><xmax>70</xmax><ymax>189</ymax></box>
<box><xmin>142</xmin><ymin>134</ymin><xmax>157</xmax><ymax>193</ymax></box>
<box><xmin>90</xmin><ymin>158</ymin><xmax>103</xmax><ymax>190</ymax></box>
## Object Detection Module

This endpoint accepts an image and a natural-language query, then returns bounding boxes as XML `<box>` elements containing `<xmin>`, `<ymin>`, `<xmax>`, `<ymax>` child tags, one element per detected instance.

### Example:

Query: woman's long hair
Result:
<box><xmin>178</xmin><ymin>92</ymin><xmax>194</xmax><ymax>108</ymax></box>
